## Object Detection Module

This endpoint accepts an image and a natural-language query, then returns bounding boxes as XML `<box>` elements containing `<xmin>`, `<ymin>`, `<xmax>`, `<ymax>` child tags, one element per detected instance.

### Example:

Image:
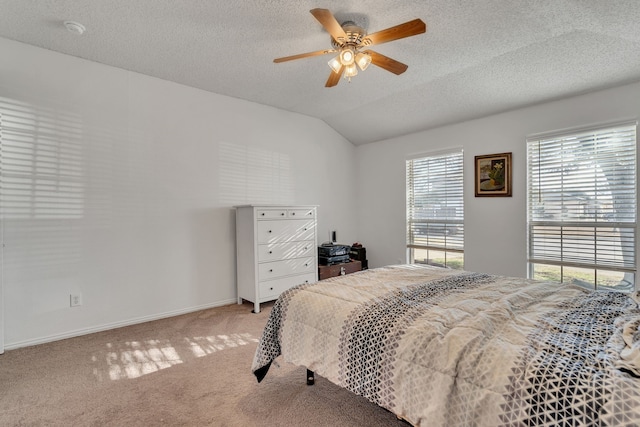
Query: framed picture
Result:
<box><xmin>474</xmin><ymin>152</ymin><xmax>512</xmax><ymax>197</ymax></box>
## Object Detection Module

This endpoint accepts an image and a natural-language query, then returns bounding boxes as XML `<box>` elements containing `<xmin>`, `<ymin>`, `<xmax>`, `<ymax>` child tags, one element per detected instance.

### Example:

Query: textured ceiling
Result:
<box><xmin>1</xmin><ymin>1</ymin><xmax>640</xmax><ymax>145</ymax></box>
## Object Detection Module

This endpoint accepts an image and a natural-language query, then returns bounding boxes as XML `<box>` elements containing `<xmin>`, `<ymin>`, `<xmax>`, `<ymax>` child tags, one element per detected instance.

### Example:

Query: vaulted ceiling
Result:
<box><xmin>1</xmin><ymin>1</ymin><xmax>640</xmax><ymax>145</ymax></box>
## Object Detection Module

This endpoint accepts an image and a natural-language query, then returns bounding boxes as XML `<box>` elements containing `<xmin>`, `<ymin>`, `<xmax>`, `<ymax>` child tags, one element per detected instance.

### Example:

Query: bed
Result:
<box><xmin>252</xmin><ymin>264</ymin><xmax>640</xmax><ymax>426</ymax></box>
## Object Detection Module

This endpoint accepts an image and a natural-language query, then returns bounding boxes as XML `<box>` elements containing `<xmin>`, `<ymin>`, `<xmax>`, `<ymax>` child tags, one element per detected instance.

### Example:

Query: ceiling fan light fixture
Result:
<box><xmin>339</xmin><ymin>47</ymin><xmax>356</xmax><ymax>65</ymax></box>
<box><xmin>328</xmin><ymin>56</ymin><xmax>342</xmax><ymax>73</ymax></box>
<box><xmin>355</xmin><ymin>52</ymin><xmax>372</xmax><ymax>71</ymax></box>
<box><xmin>344</xmin><ymin>63</ymin><xmax>358</xmax><ymax>79</ymax></box>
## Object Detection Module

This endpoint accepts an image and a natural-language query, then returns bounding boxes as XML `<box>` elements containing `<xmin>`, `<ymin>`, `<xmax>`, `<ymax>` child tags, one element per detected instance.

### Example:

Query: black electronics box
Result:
<box><xmin>349</xmin><ymin>246</ymin><xmax>367</xmax><ymax>261</ymax></box>
<box><xmin>318</xmin><ymin>244</ymin><xmax>351</xmax><ymax>257</ymax></box>
<box><xmin>349</xmin><ymin>245</ymin><xmax>368</xmax><ymax>270</ymax></box>
<box><xmin>318</xmin><ymin>254</ymin><xmax>351</xmax><ymax>266</ymax></box>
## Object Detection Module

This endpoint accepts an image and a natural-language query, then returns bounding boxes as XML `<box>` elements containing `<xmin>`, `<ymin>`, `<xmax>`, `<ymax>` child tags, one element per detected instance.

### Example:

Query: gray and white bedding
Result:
<box><xmin>252</xmin><ymin>264</ymin><xmax>640</xmax><ymax>426</ymax></box>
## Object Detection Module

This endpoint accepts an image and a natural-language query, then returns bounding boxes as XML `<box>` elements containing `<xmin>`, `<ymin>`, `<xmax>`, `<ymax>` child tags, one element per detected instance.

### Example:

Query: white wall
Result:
<box><xmin>356</xmin><ymin>82</ymin><xmax>640</xmax><ymax>277</ymax></box>
<box><xmin>3</xmin><ymin>36</ymin><xmax>639</xmax><ymax>350</ymax></box>
<box><xmin>0</xmin><ymin>37</ymin><xmax>358</xmax><ymax>349</ymax></box>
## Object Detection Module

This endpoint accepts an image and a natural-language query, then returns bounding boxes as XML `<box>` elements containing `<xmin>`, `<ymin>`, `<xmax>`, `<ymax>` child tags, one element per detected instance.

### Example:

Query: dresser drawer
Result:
<box><xmin>257</xmin><ymin>220</ymin><xmax>315</xmax><ymax>244</ymax></box>
<box><xmin>258</xmin><ymin>257</ymin><xmax>315</xmax><ymax>281</ymax></box>
<box><xmin>318</xmin><ymin>260</ymin><xmax>362</xmax><ymax>280</ymax></box>
<box><xmin>259</xmin><ymin>273</ymin><xmax>316</xmax><ymax>300</ymax></box>
<box><xmin>256</xmin><ymin>209</ymin><xmax>287</xmax><ymax>219</ymax></box>
<box><xmin>288</xmin><ymin>208</ymin><xmax>315</xmax><ymax>219</ymax></box>
<box><xmin>258</xmin><ymin>241</ymin><xmax>315</xmax><ymax>262</ymax></box>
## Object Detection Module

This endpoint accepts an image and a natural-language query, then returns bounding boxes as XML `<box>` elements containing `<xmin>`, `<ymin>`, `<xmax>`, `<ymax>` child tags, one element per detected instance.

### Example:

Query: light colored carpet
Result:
<box><xmin>0</xmin><ymin>301</ymin><xmax>409</xmax><ymax>426</ymax></box>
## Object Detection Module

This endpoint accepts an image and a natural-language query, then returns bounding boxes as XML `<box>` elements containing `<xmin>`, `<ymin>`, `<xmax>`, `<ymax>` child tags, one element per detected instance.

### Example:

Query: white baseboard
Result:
<box><xmin>4</xmin><ymin>298</ymin><xmax>238</xmax><ymax>351</ymax></box>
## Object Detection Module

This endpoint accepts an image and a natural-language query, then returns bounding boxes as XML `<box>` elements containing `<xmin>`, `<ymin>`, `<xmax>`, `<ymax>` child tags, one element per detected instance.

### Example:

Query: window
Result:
<box><xmin>406</xmin><ymin>149</ymin><xmax>464</xmax><ymax>269</ymax></box>
<box><xmin>527</xmin><ymin>122</ymin><xmax>637</xmax><ymax>291</ymax></box>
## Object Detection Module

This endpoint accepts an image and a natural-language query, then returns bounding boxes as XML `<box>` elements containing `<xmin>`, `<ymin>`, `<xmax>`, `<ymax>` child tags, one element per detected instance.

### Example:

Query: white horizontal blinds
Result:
<box><xmin>407</xmin><ymin>150</ymin><xmax>464</xmax><ymax>251</ymax></box>
<box><xmin>0</xmin><ymin>97</ymin><xmax>84</xmax><ymax>219</ymax></box>
<box><xmin>527</xmin><ymin>123</ymin><xmax>636</xmax><ymax>273</ymax></box>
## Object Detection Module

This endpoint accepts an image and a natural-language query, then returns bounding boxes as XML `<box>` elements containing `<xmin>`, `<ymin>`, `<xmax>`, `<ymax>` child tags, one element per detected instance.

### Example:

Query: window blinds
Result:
<box><xmin>527</xmin><ymin>122</ymin><xmax>637</xmax><ymax>273</ymax></box>
<box><xmin>406</xmin><ymin>150</ymin><xmax>464</xmax><ymax>252</ymax></box>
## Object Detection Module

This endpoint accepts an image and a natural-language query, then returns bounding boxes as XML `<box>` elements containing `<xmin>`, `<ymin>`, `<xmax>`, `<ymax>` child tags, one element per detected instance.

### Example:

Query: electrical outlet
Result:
<box><xmin>70</xmin><ymin>293</ymin><xmax>82</xmax><ymax>307</ymax></box>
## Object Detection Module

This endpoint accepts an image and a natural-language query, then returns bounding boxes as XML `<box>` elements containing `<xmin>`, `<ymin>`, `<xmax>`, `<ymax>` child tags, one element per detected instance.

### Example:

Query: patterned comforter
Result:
<box><xmin>252</xmin><ymin>264</ymin><xmax>640</xmax><ymax>426</ymax></box>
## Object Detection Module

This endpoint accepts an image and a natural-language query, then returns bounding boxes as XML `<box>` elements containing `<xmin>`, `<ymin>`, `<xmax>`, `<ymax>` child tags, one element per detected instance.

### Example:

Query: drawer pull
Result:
<box><xmin>291</xmin><ymin>212</ymin><xmax>296</xmax><ymax>216</ymax></box>
<box><xmin>261</xmin><ymin>212</ymin><xmax>265</xmax><ymax>216</ymax></box>
<box><xmin>303</xmin><ymin>228</ymin><xmax>307</xmax><ymax>231</ymax></box>
<box><xmin>269</xmin><ymin>250</ymin><xmax>273</xmax><ymax>254</ymax></box>
<box><xmin>268</xmin><ymin>230</ymin><xmax>272</xmax><ymax>233</ymax></box>
<box><xmin>270</xmin><ymin>287</ymin><xmax>274</xmax><ymax>291</ymax></box>
<box><xmin>269</xmin><ymin>269</ymin><xmax>273</xmax><ymax>272</ymax></box>
<box><xmin>305</xmin><ymin>263</ymin><xmax>309</xmax><ymax>267</ymax></box>
<box><xmin>281</xmin><ymin>212</ymin><xmax>285</xmax><ymax>216</ymax></box>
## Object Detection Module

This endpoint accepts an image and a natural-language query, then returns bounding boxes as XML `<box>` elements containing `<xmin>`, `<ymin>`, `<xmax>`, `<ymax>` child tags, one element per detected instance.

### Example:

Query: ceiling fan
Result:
<box><xmin>274</xmin><ymin>8</ymin><xmax>427</xmax><ymax>87</ymax></box>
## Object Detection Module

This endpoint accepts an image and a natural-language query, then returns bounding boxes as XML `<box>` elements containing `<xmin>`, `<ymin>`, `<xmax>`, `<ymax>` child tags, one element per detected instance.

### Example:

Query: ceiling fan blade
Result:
<box><xmin>361</xmin><ymin>19</ymin><xmax>426</xmax><ymax>47</ymax></box>
<box><xmin>310</xmin><ymin>8</ymin><xmax>348</xmax><ymax>44</ymax></box>
<box><xmin>325</xmin><ymin>65</ymin><xmax>344</xmax><ymax>87</ymax></box>
<box><xmin>274</xmin><ymin>48</ymin><xmax>336</xmax><ymax>63</ymax></box>
<box><xmin>366</xmin><ymin>50</ymin><xmax>408</xmax><ymax>75</ymax></box>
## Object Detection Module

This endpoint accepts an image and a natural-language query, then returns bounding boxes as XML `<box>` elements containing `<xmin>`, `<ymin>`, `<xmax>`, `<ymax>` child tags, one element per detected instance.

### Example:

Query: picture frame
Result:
<box><xmin>474</xmin><ymin>152</ymin><xmax>512</xmax><ymax>197</ymax></box>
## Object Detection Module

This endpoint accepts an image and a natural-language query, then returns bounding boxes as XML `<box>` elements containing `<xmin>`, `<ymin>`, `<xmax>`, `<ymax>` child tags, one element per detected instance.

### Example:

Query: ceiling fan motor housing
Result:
<box><xmin>331</xmin><ymin>21</ymin><xmax>366</xmax><ymax>48</ymax></box>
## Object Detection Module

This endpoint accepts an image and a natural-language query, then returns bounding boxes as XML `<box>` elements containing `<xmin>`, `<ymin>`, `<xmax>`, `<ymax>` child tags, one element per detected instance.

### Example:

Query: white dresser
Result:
<box><xmin>235</xmin><ymin>205</ymin><xmax>318</xmax><ymax>313</ymax></box>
